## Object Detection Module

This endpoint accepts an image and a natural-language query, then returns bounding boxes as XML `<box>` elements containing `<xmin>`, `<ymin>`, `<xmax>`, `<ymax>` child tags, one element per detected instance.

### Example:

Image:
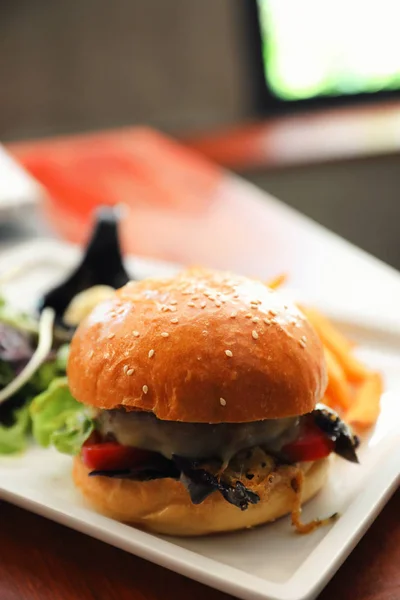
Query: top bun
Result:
<box><xmin>67</xmin><ymin>268</ymin><xmax>327</xmax><ymax>423</ymax></box>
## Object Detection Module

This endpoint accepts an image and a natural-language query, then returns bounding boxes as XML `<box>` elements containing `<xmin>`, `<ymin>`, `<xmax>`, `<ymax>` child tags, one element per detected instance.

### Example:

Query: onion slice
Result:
<box><xmin>0</xmin><ymin>307</ymin><xmax>55</xmax><ymax>405</ymax></box>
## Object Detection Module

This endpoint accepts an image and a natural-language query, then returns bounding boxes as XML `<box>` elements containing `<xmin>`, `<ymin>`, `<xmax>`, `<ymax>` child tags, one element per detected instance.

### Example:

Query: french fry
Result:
<box><xmin>346</xmin><ymin>373</ymin><xmax>383</xmax><ymax>430</ymax></box>
<box><xmin>300</xmin><ymin>306</ymin><xmax>369</xmax><ymax>383</ymax></box>
<box><xmin>324</xmin><ymin>347</ymin><xmax>352</xmax><ymax>411</ymax></box>
<box><xmin>267</xmin><ymin>273</ymin><xmax>287</xmax><ymax>290</ymax></box>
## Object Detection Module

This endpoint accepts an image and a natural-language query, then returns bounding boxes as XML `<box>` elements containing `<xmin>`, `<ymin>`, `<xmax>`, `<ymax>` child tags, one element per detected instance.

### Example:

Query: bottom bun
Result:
<box><xmin>73</xmin><ymin>456</ymin><xmax>329</xmax><ymax>536</ymax></box>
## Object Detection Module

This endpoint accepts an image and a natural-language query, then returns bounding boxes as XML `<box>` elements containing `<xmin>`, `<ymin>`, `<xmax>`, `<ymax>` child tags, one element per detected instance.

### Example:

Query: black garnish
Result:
<box><xmin>261</xmin><ymin>462</ymin><xmax>266</xmax><ymax>468</ymax></box>
<box><xmin>313</xmin><ymin>403</ymin><xmax>359</xmax><ymax>463</ymax></box>
<box><xmin>38</xmin><ymin>207</ymin><xmax>130</xmax><ymax>328</ymax></box>
<box><xmin>246</xmin><ymin>473</ymin><xmax>254</xmax><ymax>480</ymax></box>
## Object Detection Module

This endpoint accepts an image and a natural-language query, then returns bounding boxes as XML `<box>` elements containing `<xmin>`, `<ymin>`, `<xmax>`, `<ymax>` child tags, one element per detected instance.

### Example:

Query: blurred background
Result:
<box><xmin>1</xmin><ymin>0</ymin><xmax>400</xmax><ymax>268</ymax></box>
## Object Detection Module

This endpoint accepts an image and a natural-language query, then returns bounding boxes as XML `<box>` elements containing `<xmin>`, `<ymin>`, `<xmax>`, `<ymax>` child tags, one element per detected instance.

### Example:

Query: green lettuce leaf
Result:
<box><xmin>30</xmin><ymin>377</ymin><xmax>93</xmax><ymax>455</ymax></box>
<box><xmin>0</xmin><ymin>405</ymin><xmax>31</xmax><ymax>454</ymax></box>
<box><xmin>29</xmin><ymin>360</ymin><xmax>62</xmax><ymax>395</ymax></box>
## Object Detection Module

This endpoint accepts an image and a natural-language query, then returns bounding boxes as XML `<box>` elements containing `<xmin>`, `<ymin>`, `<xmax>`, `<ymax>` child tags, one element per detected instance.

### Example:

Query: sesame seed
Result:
<box><xmin>301</xmin><ymin>335</ymin><xmax>307</xmax><ymax>342</ymax></box>
<box><xmin>170</xmin><ymin>317</ymin><xmax>179</xmax><ymax>324</ymax></box>
<box><xmin>187</xmin><ymin>302</ymin><xmax>195</xmax><ymax>307</ymax></box>
<box><xmin>169</xmin><ymin>300</ymin><xmax>177</xmax><ymax>305</ymax></box>
<box><xmin>252</xmin><ymin>317</ymin><xmax>259</xmax><ymax>323</ymax></box>
<box><xmin>220</xmin><ymin>397</ymin><xmax>227</xmax><ymax>406</ymax></box>
<box><xmin>148</xmin><ymin>349</ymin><xmax>155</xmax><ymax>358</ymax></box>
<box><xmin>252</xmin><ymin>330</ymin><xmax>259</xmax><ymax>340</ymax></box>
<box><xmin>133</xmin><ymin>331</ymin><xmax>140</xmax><ymax>337</ymax></box>
<box><xmin>123</xmin><ymin>365</ymin><xmax>129</xmax><ymax>374</ymax></box>
<box><xmin>264</xmin><ymin>318</ymin><xmax>271</xmax><ymax>325</ymax></box>
<box><xmin>200</xmin><ymin>301</ymin><xmax>207</xmax><ymax>308</ymax></box>
<box><xmin>230</xmin><ymin>311</ymin><xmax>237</xmax><ymax>318</ymax></box>
<box><xmin>270</xmin><ymin>309</ymin><xmax>278</xmax><ymax>316</ymax></box>
<box><xmin>233</xmin><ymin>293</ymin><xmax>239</xmax><ymax>298</ymax></box>
<box><xmin>161</xmin><ymin>332</ymin><xmax>169</xmax><ymax>337</ymax></box>
<box><xmin>88</xmin><ymin>349</ymin><xmax>94</xmax><ymax>359</ymax></box>
<box><xmin>182</xmin><ymin>290</ymin><xmax>192</xmax><ymax>295</ymax></box>
<box><xmin>299</xmin><ymin>339</ymin><xmax>306</xmax><ymax>348</ymax></box>
<box><xmin>107</xmin><ymin>333</ymin><xmax>115</xmax><ymax>339</ymax></box>
<box><xmin>245</xmin><ymin>313</ymin><xmax>252</xmax><ymax>318</ymax></box>
<box><xmin>192</xmin><ymin>295</ymin><xmax>199</xmax><ymax>300</ymax></box>
<box><xmin>142</xmin><ymin>385</ymin><xmax>149</xmax><ymax>394</ymax></box>
<box><xmin>225</xmin><ymin>350</ymin><xmax>233</xmax><ymax>357</ymax></box>
<box><xmin>162</xmin><ymin>305</ymin><xmax>177</xmax><ymax>312</ymax></box>
<box><xmin>126</xmin><ymin>368</ymin><xmax>135</xmax><ymax>376</ymax></box>
<box><xmin>215</xmin><ymin>301</ymin><xmax>222</xmax><ymax>307</ymax></box>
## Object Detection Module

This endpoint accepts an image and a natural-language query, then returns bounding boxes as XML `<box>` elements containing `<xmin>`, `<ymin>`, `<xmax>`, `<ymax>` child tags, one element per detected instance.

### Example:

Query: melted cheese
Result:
<box><xmin>96</xmin><ymin>410</ymin><xmax>299</xmax><ymax>462</ymax></box>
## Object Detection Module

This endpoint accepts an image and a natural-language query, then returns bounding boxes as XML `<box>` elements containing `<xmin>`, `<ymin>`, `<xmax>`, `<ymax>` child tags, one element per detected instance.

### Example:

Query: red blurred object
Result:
<box><xmin>7</xmin><ymin>127</ymin><xmax>291</xmax><ymax>278</ymax></box>
<box><xmin>8</xmin><ymin>127</ymin><xmax>221</xmax><ymax>252</ymax></box>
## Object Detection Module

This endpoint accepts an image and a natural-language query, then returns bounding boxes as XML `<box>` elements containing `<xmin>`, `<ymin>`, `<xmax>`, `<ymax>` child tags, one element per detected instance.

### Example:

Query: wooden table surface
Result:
<box><xmin>1</xmin><ymin>489</ymin><xmax>399</xmax><ymax>600</ymax></box>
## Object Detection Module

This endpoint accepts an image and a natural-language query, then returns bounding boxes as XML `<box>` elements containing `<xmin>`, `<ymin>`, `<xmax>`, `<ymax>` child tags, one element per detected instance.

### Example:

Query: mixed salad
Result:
<box><xmin>0</xmin><ymin>208</ymin><xmax>129</xmax><ymax>456</ymax></box>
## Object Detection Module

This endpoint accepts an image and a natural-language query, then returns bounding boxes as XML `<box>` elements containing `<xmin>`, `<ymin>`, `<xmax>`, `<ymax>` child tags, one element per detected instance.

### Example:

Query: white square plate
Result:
<box><xmin>0</xmin><ymin>238</ymin><xmax>399</xmax><ymax>600</ymax></box>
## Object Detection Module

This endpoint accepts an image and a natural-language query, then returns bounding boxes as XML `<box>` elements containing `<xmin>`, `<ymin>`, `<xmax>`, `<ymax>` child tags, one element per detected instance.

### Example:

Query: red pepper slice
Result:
<box><xmin>282</xmin><ymin>424</ymin><xmax>334</xmax><ymax>462</ymax></box>
<box><xmin>82</xmin><ymin>442</ymin><xmax>153</xmax><ymax>471</ymax></box>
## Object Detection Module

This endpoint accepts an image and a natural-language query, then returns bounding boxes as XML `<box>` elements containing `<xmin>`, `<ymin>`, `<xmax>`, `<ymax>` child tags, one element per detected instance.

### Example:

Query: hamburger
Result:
<box><xmin>67</xmin><ymin>268</ymin><xmax>359</xmax><ymax>536</ymax></box>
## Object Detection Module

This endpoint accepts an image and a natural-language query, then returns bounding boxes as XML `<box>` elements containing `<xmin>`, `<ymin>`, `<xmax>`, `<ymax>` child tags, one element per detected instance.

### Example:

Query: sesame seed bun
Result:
<box><xmin>67</xmin><ymin>268</ymin><xmax>327</xmax><ymax>422</ymax></box>
<box><xmin>73</xmin><ymin>455</ymin><xmax>329</xmax><ymax>536</ymax></box>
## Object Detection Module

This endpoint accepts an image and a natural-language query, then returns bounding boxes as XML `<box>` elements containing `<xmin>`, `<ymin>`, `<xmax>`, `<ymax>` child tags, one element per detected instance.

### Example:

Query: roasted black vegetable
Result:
<box><xmin>173</xmin><ymin>455</ymin><xmax>259</xmax><ymax>510</ymax></box>
<box><xmin>89</xmin><ymin>453</ymin><xmax>260</xmax><ymax>511</ymax></box>
<box><xmin>313</xmin><ymin>403</ymin><xmax>359</xmax><ymax>463</ymax></box>
<box><xmin>89</xmin><ymin>454</ymin><xmax>180</xmax><ymax>482</ymax></box>
<box><xmin>38</xmin><ymin>207</ymin><xmax>130</xmax><ymax>327</ymax></box>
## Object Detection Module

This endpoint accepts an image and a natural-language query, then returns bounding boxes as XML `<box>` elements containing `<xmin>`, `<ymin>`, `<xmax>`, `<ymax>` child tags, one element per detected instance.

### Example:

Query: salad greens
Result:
<box><xmin>0</xmin><ymin>405</ymin><xmax>31</xmax><ymax>454</ymax></box>
<box><xmin>0</xmin><ymin>207</ymin><xmax>127</xmax><ymax>457</ymax></box>
<box><xmin>30</xmin><ymin>377</ymin><xmax>93</xmax><ymax>455</ymax></box>
<box><xmin>0</xmin><ymin>300</ymin><xmax>68</xmax><ymax>454</ymax></box>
